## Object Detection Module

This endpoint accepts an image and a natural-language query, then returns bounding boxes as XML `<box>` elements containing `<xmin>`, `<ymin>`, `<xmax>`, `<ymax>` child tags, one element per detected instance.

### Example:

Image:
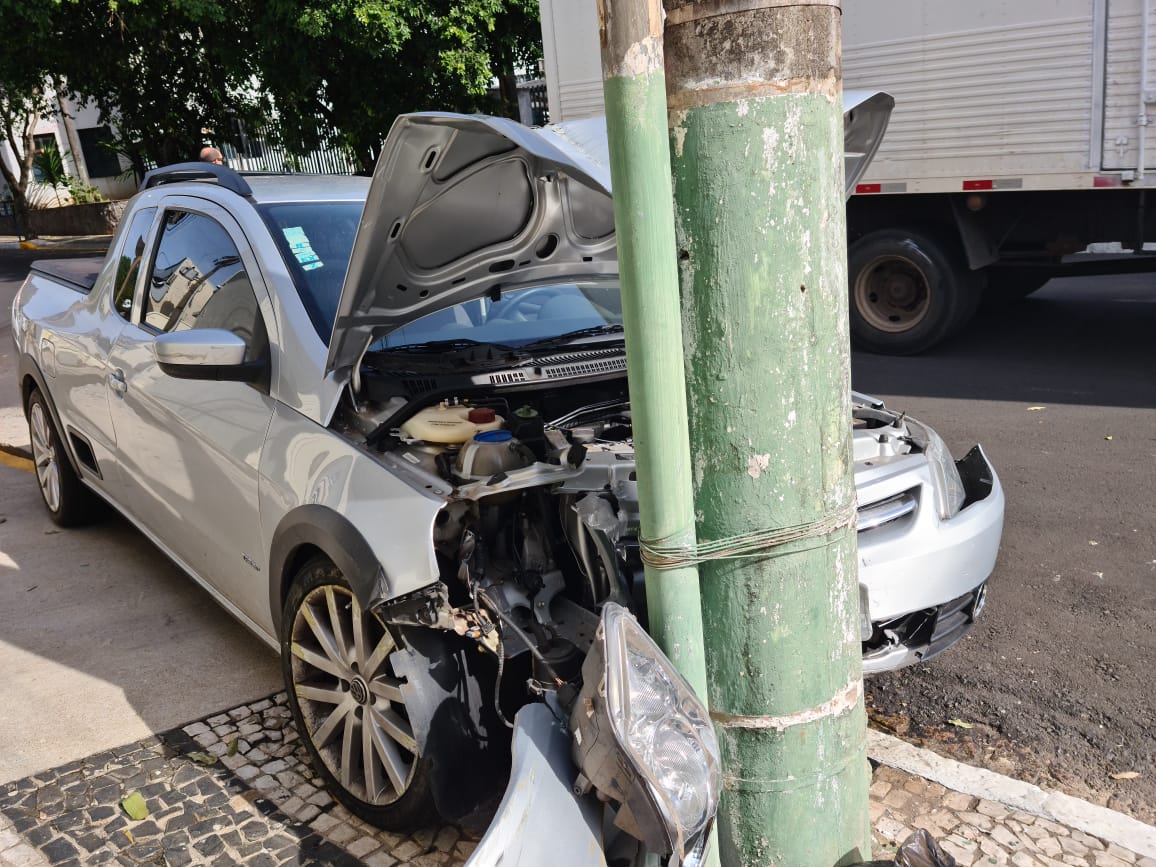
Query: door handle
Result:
<box><xmin>108</xmin><ymin>369</ymin><xmax>127</xmax><ymax>395</ymax></box>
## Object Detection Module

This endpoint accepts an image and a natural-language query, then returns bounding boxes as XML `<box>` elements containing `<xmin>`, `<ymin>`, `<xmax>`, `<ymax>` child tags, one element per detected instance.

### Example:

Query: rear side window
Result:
<box><xmin>112</xmin><ymin>207</ymin><xmax>155</xmax><ymax>319</ymax></box>
<box><xmin>144</xmin><ymin>210</ymin><xmax>268</xmax><ymax>361</ymax></box>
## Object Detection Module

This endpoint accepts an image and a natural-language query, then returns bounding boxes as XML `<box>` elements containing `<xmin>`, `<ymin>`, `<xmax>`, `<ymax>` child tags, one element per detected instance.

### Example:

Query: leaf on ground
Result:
<box><xmin>1105</xmin><ymin>435</ymin><xmax>1114</xmax><ymax>441</ymax></box>
<box><xmin>227</xmin><ymin>737</ymin><xmax>239</xmax><ymax>757</ymax></box>
<box><xmin>1110</xmin><ymin>771</ymin><xmax>1140</xmax><ymax>780</ymax></box>
<box><xmin>1026</xmin><ymin>406</ymin><xmax>1047</xmax><ymax>411</ymax></box>
<box><xmin>947</xmin><ymin>718</ymin><xmax>974</xmax><ymax>729</ymax></box>
<box><xmin>187</xmin><ymin>751</ymin><xmax>217</xmax><ymax>766</ymax></box>
<box><xmin>120</xmin><ymin>791</ymin><xmax>149</xmax><ymax>820</ymax></box>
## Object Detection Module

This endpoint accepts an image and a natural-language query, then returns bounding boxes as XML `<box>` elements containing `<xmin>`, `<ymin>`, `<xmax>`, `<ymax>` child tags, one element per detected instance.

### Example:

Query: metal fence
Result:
<box><xmin>220</xmin><ymin>124</ymin><xmax>361</xmax><ymax>175</ymax></box>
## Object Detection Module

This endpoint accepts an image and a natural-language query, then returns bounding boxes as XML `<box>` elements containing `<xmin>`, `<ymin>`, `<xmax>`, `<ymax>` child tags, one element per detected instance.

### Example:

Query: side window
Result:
<box><xmin>144</xmin><ymin>210</ymin><xmax>268</xmax><ymax>362</ymax></box>
<box><xmin>112</xmin><ymin>207</ymin><xmax>156</xmax><ymax>320</ymax></box>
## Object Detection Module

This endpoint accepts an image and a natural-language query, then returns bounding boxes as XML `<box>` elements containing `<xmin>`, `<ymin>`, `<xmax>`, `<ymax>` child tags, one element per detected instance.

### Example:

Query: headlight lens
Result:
<box><xmin>905</xmin><ymin>419</ymin><xmax>965</xmax><ymax>519</ymax></box>
<box><xmin>609</xmin><ymin>616</ymin><xmax>719</xmax><ymax>839</ymax></box>
<box><xmin>571</xmin><ymin>603</ymin><xmax>720</xmax><ymax>861</ymax></box>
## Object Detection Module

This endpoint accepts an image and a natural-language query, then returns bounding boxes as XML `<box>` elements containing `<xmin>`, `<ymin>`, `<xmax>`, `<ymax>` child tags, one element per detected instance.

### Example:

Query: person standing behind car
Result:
<box><xmin>199</xmin><ymin>146</ymin><xmax>224</xmax><ymax>165</ymax></box>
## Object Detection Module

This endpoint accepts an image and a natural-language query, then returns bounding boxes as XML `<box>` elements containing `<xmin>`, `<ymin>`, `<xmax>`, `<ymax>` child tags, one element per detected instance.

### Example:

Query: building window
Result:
<box><xmin>31</xmin><ymin>134</ymin><xmax>60</xmax><ymax>182</ymax></box>
<box><xmin>77</xmin><ymin>126</ymin><xmax>122</xmax><ymax>178</ymax></box>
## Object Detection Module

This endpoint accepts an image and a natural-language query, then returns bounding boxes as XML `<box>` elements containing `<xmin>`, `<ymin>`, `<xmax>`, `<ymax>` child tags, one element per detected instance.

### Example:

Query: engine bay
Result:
<box><xmin>332</xmin><ymin>374</ymin><xmax>643</xmax><ymax>713</ymax></box>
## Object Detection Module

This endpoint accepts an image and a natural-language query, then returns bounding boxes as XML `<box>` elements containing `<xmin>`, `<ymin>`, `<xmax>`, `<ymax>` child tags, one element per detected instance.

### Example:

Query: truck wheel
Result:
<box><xmin>848</xmin><ymin>229</ymin><xmax>978</xmax><ymax>355</ymax></box>
<box><xmin>27</xmin><ymin>388</ymin><xmax>99</xmax><ymax>527</ymax></box>
<box><xmin>282</xmin><ymin>557</ymin><xmax>437</xmax><ymax>830</ymax></box>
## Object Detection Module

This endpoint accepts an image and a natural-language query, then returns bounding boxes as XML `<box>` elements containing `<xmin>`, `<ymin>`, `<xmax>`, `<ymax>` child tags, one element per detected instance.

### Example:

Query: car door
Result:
<box><xmin>106</xmin><ymin>198</ymin><xmax>277</xmax><ymax>621</ymax></box>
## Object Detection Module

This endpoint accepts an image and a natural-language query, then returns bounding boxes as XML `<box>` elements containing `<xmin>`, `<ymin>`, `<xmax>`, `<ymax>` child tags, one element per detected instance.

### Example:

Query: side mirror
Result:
<box><xmin>843</xmin><ymin>90</ymin><xmax>895</xmax><ymax>200</ymax></box>
<box><xmin>153</xmin><ymin>329</ymin><xmax>267</xmax><ymax>382</ymax></box>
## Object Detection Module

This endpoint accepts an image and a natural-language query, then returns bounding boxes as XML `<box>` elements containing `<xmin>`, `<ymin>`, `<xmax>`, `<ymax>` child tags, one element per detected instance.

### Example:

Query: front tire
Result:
<box><xmin>848</xmin><ymin>228</ymin><xmax>980</xmax><ymax>355</ymax></box>
<box><xmin>281</xmin><ymin>557</ymin><xmax>437</xmax><ymax>829</ymax></box>
<box><xmin>27</xmin><ymin>388</ymin><xmax>99</xmax><ymax>527</ymax></box>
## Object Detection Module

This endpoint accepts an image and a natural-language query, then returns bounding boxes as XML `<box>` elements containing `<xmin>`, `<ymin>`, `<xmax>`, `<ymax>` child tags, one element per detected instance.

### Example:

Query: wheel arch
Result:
<box><xmin>268</xmin><ymin>504</ymin><xmax>394</xmax><ymax>633</ymax></box>
<box><xmin>18</xmin><ymin>357</ymin><xmax>84</xmax><ymax>476</ymax></box>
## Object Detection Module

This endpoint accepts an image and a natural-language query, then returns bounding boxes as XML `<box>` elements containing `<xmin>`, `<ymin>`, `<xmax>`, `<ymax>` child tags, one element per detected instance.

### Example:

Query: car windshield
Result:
<box><xmin>374</xmin><ymin>281</ymin><xmax>623</xmax><ymax>352</ymax></box>
<box><xmin>259</xmin><ymin>201</ymin><xmax>623</xmax><ymax>351</ymax></box>
<box><xmin>259</xmin><ymin>201</ymin><xmax>365</xmax><ymax>343</ymax></box>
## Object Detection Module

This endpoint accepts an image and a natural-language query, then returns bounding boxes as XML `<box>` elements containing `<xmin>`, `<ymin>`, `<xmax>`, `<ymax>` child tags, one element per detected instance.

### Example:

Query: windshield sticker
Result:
<box><xmin>282</xmin><ymin>226</ymin><xmax>322</xmax><ymax>269</ymax></box>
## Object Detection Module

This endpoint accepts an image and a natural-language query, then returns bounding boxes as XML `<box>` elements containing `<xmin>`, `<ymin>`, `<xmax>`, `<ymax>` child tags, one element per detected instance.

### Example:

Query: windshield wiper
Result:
<box><xmin>376</xmin><ymin>338</ymin><xmax>521</xmax><ymax>356</ymax></box>
<box><xmin>520</xmin><ymin>324</ymin><xmax>625</xmax><ymax>351</ymax></box>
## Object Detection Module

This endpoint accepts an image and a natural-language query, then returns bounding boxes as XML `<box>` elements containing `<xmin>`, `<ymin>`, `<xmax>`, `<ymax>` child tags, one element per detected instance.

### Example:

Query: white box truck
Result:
<box><xmin>539</xmin><ymin>0</ymin><xmax>1156</xmax><ymax>353</ymax></box>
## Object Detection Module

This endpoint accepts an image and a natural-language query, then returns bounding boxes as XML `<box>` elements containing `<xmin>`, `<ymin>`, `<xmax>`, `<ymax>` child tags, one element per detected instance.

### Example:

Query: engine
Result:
<box><xmin>335</xmin><ymin>388</ymin><xmax>643</xmax><ymax>707</ymax></box>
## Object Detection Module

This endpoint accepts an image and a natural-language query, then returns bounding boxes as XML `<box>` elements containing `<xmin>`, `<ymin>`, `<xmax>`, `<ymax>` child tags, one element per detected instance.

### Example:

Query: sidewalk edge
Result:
<box><xmin>867</xmin><ymin>729</ymin><xmax>1156</xmax><ymax>859</ymax></box>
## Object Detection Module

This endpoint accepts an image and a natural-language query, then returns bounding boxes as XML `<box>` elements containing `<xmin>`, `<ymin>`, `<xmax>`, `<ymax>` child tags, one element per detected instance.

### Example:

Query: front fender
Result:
<box><xmin>268</xmin><ymin>504</ymin><xmax>391</xmax><ymax>632</ymax></box>
<box><xmin>467</xmin><ymin>703</ymin><xmax>655</xmax><ymax>867</ymax></box>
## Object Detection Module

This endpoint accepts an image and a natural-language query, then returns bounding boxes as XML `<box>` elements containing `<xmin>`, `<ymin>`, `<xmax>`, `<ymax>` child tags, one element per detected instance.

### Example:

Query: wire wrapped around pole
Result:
<box><xmin>639</xmin><ymin>504</ymin><xmax>857</xmax><ymax>570</ymax></box>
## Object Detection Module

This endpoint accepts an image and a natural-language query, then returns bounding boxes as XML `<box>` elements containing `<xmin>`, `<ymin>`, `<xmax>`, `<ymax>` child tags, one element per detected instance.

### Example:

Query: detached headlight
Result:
<box><xmin>571</xmin><ymin>603</ymin><xmax>720</xmax><ymax>864</ymax></box>
<box><xmin>905</xmin><ymin>419</ymin><xmax>966</xmax><ymax>519</ymax></box>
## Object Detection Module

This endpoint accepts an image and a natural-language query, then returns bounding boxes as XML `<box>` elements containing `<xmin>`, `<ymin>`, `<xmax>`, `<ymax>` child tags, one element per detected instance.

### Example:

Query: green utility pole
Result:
<box><xmin>596</xmin><ymin>0</ymin><xmax>708</xmax><ymax>698</ymax></box>
<box><xmin>664</xmin><ymin>2</ymin><xmax>872</xmax><ymax>864</ymax></box>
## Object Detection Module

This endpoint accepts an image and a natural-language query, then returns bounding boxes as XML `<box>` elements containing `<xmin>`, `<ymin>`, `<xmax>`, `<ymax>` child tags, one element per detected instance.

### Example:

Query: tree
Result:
<box><xmin>246</xmin><ymin>0</ymin><xmax>543</xmax><ymax>172</ymax></box>
<box><xmin>1</xmin><ymin>0</ymin><xmax>543</xmax><ymax>194</ymax></box>
<box><xmin>53</xmin><ymin>0</ymin><xmax>271</xmax><ymax>174</ymax></box>
<box><xmin>0</xmin><ymin>89</ymin><xmax>49</xmax><ymax>237</ymax></box>
<box><xmin>0</xmin><ymin>0</ymin><xmax>58</xmax><ymax>236</ymax></box>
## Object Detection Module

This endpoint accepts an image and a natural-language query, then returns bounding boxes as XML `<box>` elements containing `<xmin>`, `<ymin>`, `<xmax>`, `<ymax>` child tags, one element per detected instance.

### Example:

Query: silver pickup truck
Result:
<box><xmin>10</xmin><ymin>98</ymin><xmax>1002</xmax><ymax>864</ymax></box>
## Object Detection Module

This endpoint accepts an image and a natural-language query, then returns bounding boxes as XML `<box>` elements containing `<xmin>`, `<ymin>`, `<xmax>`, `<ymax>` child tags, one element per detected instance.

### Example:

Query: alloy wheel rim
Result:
<box><xmin>290</xmin><ymin>584</ymin><xmax>417</xmax><ymax>805</ymax></box>
<box><xmin>29</xmin><ymin>403</ymin><xmax>61</xmax><ymax>513</ymax></box>
<box><xmin>854</xmin><ymin>255</ymin><xmax>931</xmax><ymax>333</ymax></box>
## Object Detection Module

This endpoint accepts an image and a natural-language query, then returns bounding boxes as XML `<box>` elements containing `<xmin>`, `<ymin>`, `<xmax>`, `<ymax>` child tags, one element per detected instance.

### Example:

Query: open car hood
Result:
<box><xmin>327</xmin><ymin>94</ymin><xmax>894</xmax><ymax>380</ymax></box>
<box><xmin>326</xmin><ymin>113</ymin><xmax>617</xmax><ymax>380</ymax></box>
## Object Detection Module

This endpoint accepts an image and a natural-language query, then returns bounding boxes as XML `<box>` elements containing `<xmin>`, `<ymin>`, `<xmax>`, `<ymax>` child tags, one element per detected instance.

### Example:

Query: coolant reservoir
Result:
<box><xmin>456</xmin><ymin>430</ymin><xmax>528</xmax><ymax>479</ymax></box>
<box><xmin>401</xmin><ymin>402</ymin><xmax>504</xmax><ymax>444</ymax></box>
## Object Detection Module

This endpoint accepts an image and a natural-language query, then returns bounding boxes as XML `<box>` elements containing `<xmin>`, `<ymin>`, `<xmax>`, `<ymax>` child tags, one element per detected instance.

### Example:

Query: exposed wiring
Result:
<box><xmin>493</xmin><ymin>635</ymin><xmax>514</xmax><ymax>729</ymax></box>
<box><xmin>477</xmin><ymin>589</ymin><xmax>565</xmax><ymax>687</ymax></box>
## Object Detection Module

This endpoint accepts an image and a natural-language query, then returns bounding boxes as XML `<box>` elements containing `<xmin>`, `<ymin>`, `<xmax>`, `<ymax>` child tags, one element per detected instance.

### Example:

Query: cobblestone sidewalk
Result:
<box><xmin>0</xmin><ymin>694</ymin><xmax>472</xmax><ymax>867</ymax></box>
<box><xmin>870</xmin><ymin>765</ymin><xmax>1156</xmax><ymax>867</ymax></box>
<box><xmin>2</xmin><ymin>693</ymin><xmax>1154</xmax><ymax>866</ymax></box>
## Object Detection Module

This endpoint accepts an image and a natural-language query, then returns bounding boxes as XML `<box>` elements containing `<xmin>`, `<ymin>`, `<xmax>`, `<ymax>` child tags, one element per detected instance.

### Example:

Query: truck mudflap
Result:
<box><xmin>466</xmin><ymin>702</ymin><xmax>656</xmax><ymax>867</ymax></box>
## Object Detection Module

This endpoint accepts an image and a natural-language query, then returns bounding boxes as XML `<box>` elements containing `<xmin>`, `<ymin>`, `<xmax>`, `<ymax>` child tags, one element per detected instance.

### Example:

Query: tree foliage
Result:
<box><xmin>245</xmin><ymin>0</ymin><xmax>544</xmax><ymax>171</ymax></box>
<box><xmin>0</xmin><ymin>0</ymin><xmax>543</xmax><ymax>189</ymax></box>
<box><xmin>53</xmin><ymin>0</ymin><xmax>271</xmax><ymax>172</ymax></box>
<box><xmin>0</xmin><ymin>2</ymin><xmax>58</xmax><ymax>235</ymax></box>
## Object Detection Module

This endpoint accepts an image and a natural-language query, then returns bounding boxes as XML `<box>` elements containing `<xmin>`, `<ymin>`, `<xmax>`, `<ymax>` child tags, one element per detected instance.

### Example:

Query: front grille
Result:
<box><xmin>922</xmin><ymin>585</ymin><xmax>985</xmax><ymax>662</ymax></box>
<box><xmin>857</xmin><ymin>491</ymin><xmax>917</xmax><ymax>532</ymax></box>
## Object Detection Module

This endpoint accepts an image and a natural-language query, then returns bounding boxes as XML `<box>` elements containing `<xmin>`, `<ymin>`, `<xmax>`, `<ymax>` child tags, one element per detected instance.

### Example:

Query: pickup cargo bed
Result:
<box><xmin>29</xmin><ymin>258</ymin><xmax>104</xmax><ymax>294</ymax></box>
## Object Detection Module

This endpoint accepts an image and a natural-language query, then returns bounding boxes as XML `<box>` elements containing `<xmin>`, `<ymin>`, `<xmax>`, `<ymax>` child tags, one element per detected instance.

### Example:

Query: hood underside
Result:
<box><xmin>326</xmin><ymin>114</ymin><xmax>618</xmax><ymax>381</ymax></box>
<box><xmin>327</xmin><ymin>93</ymin><xmax>894</xmax><ymax>382</ymax></box>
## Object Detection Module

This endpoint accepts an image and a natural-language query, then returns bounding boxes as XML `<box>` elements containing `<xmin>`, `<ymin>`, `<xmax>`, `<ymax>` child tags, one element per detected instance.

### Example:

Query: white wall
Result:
<box><xmin>0</xmin><ymin>86</ymin><xmax>136</xmax><ymax>208</ymax></box>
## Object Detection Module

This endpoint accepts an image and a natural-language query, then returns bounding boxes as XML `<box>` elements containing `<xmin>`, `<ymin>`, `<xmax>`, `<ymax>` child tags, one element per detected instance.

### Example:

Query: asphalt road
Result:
<box><xmin>853</xmin><ymin>272</ymin><xmax>1156</xmax><ymax>825</ymax></box>
<box><xmin>2</xmin><ymin>245</ymin><xmax>1153</xmax><ymax>823</ymax></box>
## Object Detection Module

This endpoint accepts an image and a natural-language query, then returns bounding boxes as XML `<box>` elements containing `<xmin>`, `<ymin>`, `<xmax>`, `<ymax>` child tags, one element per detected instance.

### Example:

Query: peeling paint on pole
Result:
<box><xmin>665</xmin><ymin>2</ymin><xmax>871</xmax><ymax>865</ymax></box>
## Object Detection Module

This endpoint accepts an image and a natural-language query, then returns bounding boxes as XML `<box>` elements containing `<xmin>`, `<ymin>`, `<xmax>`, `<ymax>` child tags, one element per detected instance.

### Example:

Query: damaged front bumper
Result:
<box><xmin>466</xmin><ymin>703</ymin><xmax>642</xmax><ymax>867</ymax></box>
<box><xmin>858</xmin><ymin>444</ymin><xmax>1004</xmax><ymax>675</ymax></box>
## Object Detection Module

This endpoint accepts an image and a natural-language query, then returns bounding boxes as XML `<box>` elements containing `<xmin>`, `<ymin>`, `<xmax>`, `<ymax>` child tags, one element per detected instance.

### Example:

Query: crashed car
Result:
<box><xmin>11</xmin><ymin>102</ymin><xmax>1000</xmax><ymax>855</ymax></box>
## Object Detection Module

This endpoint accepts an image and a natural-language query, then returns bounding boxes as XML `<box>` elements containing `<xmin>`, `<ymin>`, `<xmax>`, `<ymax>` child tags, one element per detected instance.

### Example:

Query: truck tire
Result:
<box><xmin>848</xmin><ymin>229</ymin><xmax>979</xmax><ymax>355</ymax></box>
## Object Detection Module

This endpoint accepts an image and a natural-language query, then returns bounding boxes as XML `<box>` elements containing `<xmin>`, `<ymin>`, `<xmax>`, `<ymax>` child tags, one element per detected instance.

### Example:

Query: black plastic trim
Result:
<box><xmin>268</xmin><ymin>505</ymin><xmax>392</xmax><ymax>631</ymax></box>
<box><xmin>66</xmin><ymin>428</ymin><xmax>102</xmax><ymax>479</ymax></box>
<box><xmin>957</xmin><ymin>445</ymin><xmax>995</xmax><ymax>509</ymax></box>
<box><xmin>140</xmin><ymin>162</ymin><xmax>254</xmax><ymax>197</ymax></box>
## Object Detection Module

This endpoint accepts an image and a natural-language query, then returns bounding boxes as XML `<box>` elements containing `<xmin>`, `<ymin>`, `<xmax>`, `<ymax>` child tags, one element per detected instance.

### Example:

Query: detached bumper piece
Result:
<box><xmin>862</xmin><ymin>583</ymin><xmax>987</xmax><ymax>675</ymax></box>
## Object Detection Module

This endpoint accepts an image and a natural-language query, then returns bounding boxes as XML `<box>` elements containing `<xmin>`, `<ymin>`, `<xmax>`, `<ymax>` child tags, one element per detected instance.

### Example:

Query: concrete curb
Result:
<box><xmin>0</xmin><ymin>443</ymin><xmax>32</xmax><ymax>462</ymax></box>
<box><xmin>867</xmin><ymin>729</ymin><xmax>1156</xmax><ymax>859</ymax></box>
